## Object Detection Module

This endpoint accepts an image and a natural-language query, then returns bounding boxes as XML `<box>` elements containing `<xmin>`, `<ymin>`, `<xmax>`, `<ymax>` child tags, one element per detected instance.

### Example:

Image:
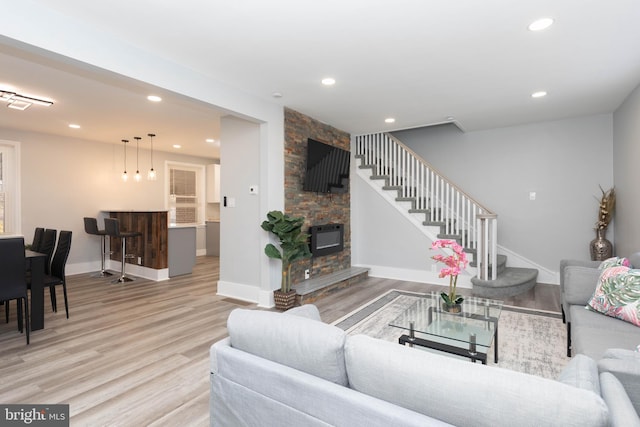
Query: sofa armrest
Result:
<box><xmin>598</xmin><ymin>357</ymin><xmax>640</xmax><ymax>415</ymax></box>
<box><xmin>600</xmin><ymin>372</ymin><xmax>640</xmax><ymax>427</ymax></box>
<box><xmin>563</xmin><ymin>266</ymin><xmax>602</xmax><ymax>306</ymax></box>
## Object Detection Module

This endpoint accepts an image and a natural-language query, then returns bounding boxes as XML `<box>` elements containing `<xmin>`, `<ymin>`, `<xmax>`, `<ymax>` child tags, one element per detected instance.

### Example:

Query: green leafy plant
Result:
<box><xmin>261</xmin><ymin>210</ymin><xmax>312</xmax><ymax>293</ymax></box>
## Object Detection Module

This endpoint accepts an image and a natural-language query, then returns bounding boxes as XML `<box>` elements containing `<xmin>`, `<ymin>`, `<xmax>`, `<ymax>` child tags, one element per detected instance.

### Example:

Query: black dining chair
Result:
<box><xmin>44</xmin><ymin>231</ymin><xmax>73</xmax><ymax>318</ymax></box>
<box><xmin>0</xmin><ymin>237</ymin><xmax>30</xmax><ymax>344</ymax></box>
<box><xmin>39</xmin><ymin>229</ymin><xmax>57</xmax><ymax>275</ymax></box>
<box><xmin>28</xmin><ymin>227</ymin><xmax>45</xmax><ymax>251</ymax></box>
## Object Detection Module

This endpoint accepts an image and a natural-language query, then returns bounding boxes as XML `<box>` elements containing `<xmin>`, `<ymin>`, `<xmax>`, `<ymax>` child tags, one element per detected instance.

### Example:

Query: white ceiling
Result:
<box><xmin>2</xmin><ymin>0</ymin><xmax>640</xmax><ymax>158</ymax></box>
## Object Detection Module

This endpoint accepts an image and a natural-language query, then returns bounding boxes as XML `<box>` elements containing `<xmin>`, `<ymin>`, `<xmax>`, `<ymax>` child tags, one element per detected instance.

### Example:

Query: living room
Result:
<box><xmin>2</xmin><ymin>2</ymin><xmax>640</xmax><ymax>426</ymax></box>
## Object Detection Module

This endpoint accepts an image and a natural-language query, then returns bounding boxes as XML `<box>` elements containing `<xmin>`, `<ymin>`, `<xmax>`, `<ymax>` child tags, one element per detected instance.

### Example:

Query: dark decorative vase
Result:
<box><xmin>590</xmin><ymin>228</ymin><xmax>613</xmax><ymax>261</ymax></box>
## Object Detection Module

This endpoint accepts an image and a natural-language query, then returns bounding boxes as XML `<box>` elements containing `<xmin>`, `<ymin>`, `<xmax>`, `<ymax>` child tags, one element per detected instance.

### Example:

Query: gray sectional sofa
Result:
<box><xmin>560</xmin><ymin>253</ymin><xmax>640</xmax><ymax>359</ymax></box>
<box><xmin>209</xmin><ymin>304</ymin><xmax>640</xmax><ymax>426</ymax></box>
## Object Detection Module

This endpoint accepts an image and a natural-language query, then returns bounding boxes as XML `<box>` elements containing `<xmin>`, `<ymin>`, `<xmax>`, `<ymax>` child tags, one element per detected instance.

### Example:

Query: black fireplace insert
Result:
<box><xmin>309</xmin><ymin>224</ymin><xmax>344</xmax><ymax>257</ymax></box>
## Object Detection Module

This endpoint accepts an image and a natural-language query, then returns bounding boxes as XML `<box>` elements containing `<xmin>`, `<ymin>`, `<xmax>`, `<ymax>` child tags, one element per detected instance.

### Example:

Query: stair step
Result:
<box><xmin>370</xmin><ymin>174</ymin><xmax>389</xmax><ymax>181</ymax></box>
<box><xmin>471</xmin><ymin>267</ymin><xmax>538</xmax><ymax>299</ymax></box>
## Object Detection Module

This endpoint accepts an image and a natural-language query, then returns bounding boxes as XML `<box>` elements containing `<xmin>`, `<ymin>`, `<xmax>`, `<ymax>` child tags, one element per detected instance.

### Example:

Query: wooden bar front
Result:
<box><xmin>107</xmin><ymin>211</ymin><xmax>168</xmax><ymax>269</ymax></box>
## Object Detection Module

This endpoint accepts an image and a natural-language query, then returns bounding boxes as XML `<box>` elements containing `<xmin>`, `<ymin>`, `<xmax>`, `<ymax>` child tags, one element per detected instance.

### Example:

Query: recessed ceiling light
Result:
<box><xmin>272</xmin><ymin>92</ymin><xmax>283</xmax><ymax>98</ymax></box>
<box><xmin>68</xmin><ymin>124</ymin><xmax>81</xmax><ymax>129</ymax></box>
<box><xmin>147</xmin><ymin>95</ymin><xmax>162</xmax><ymax>102</ymax></box>
<box><xmin>321</xmin><ymin>78</ymin><xmax>336</xmax><ymax>86</ymax></box>
<box><xmin>385</xmin><ymin>118</ymin><xmax>396</xmax><ymax>123</ymax></box>
<box><xmin>531</xmin><ymin>91</ymin><xmax>548</xmax><ymax>98</ymax></box>
<box><xmin>206</xmin><ymin>138</ymin><xmax>215</xmax><ymax>143</ymax></box>
<box><xmin>173</xmin><ymin>144</ymin><xmax>181</xmax><ymax>149</ymax></box>
<box><xmin>528</xmin><ymin>18</ymin><xmax>554</xmax><ymax>32</ymax></box>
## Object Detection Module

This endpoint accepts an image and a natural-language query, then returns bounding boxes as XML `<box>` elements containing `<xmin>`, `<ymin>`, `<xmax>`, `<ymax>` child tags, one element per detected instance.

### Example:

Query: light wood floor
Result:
<box><xmin>0</xmin><ymin>257</ymin><xmax>560</xmax><ymax>426</ymax></box>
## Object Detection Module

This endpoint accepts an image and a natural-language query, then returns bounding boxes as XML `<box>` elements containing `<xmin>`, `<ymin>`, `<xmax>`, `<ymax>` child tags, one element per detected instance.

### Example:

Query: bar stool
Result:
<box><xmin>104</xmin><ymin>218</ymin><xmax>142</xmax><ymax>283</ymax></box>
<box><xmin>83</xmin><ymin>217</ymin><xmax>113</xmax><ymax>277</ymax></box>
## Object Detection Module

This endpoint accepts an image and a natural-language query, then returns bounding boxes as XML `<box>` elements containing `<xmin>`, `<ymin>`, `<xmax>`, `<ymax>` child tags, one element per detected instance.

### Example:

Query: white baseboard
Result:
<box><xmin>354</xmin><ymin>264</ymin><xmax>473</xmax><ymax>289</ymax></box>
<box><xmin>217</xmin><ymin>280</ymin><xmax>264</xmax><ymax>307</ymax></box>
<box><xmin>106</xmin><ymin>261</ymin><xmax>169</xmax><ymax>281</ymax></box>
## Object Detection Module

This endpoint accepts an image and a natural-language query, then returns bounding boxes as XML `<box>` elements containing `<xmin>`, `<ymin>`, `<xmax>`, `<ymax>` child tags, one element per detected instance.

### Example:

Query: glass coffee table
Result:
<box><xmin>389</xmin><ymin>293</ymin><xmax>503</xmax><ymax>364</ymax></box>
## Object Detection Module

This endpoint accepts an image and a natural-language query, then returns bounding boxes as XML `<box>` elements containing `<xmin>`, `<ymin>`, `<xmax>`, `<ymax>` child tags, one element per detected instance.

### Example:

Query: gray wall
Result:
<box><xmin>358</xmin><ymin>114</ymin><xmax>614</xmax><ymax>274</ymax></box>
<box><xmin>352</xmin><ymin>172</ymin><xmax>433</xmax><ymax>278</ymax></box>
<box><xmin>613</xmin><ymin>83</ymin><xmax>640</xmax><ymax>257</ymax></box>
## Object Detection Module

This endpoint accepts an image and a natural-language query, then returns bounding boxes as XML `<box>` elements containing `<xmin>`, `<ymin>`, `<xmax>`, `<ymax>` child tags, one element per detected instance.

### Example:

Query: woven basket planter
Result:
<box><xmin>274</xmin><ymin>290</ymin><xmax>297</xmax><ymax>311</ymax></box>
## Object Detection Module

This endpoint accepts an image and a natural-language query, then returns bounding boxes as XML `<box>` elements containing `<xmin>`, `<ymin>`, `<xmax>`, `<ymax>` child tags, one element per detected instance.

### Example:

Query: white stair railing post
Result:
<box><xmin>476</xmin><ymin>214</ymin><xmax>498</xmax><ymax>280</ymax></box>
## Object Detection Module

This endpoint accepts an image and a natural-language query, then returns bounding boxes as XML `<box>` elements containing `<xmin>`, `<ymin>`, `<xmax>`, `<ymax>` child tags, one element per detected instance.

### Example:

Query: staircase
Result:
<box><xmin>354</xmin><ymin>132</ymin><xmax>538</xmax><ymax>298</ymax></box>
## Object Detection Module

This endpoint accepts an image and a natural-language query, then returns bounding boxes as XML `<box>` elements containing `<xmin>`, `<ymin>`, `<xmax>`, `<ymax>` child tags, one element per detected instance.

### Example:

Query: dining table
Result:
<box><xmin>26</xmin><ymin>249</ymin><xmax>47</xmax><ymax>331</ymax></box>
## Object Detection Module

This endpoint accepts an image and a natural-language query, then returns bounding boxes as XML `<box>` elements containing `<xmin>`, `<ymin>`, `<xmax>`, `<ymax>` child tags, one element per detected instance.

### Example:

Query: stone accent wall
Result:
<box><xmin>284</xmin><ymin>108</ymin><xmax>351</xmax><ymax>284</ymax></box>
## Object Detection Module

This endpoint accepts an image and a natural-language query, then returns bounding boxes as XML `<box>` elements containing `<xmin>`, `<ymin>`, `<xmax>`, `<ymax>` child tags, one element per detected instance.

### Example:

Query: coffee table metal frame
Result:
<box><xmin>391</xmin><ymin>295</ymin><xmax>502</xmax><ymax>364</ymax></box>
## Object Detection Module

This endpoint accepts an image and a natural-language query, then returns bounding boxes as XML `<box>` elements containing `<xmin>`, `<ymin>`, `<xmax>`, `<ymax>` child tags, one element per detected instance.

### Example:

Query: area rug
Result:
<box><xmin>332</xmin><ymin>289</ymin><xmax>569</xmax><ymax>379</ymax></box>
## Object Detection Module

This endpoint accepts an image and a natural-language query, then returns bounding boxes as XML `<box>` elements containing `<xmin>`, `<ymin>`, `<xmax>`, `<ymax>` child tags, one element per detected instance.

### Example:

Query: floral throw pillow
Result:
<box><xmin>587</xmin><ymin>266</ymin><xmax>640</xmax><ymax>327</ymax></box>
<box><xmin>598</xmin><ymin>257</ymin><xmax>631</xmax><ymax>270</ymax></box>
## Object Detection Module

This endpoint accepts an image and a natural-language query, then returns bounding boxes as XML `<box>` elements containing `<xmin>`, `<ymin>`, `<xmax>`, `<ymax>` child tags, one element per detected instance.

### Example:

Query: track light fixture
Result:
<box><xmin>0</xmin><ymin>90</ymin><xmax>53</xmax><ymax>110</ymax></box>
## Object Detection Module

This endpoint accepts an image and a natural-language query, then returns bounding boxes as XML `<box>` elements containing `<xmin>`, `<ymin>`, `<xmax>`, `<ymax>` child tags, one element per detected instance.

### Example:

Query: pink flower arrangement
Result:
<box><xmin>431</xmin><ymin>239</ymin><xmax>468</xmax><ymax>306</ymax></box>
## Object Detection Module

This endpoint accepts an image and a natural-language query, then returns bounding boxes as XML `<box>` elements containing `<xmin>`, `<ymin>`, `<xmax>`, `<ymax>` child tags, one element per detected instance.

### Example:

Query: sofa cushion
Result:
<box><xmin>587</xmin><ymin>266</ymin><xmax>640</xmax><ymax>327</ymax></box>
<box><xmin>284</xmin><ymin>304</ymin><xmax>322</xmax><ymax>321</ymax></box>
<box><xmin>557</xmin><ymin>354</ymin><xmax>600</xmax><ymax>395</ymax></box>
<box><xmin>598</xmin><ymin>356</ymin><xmax>640</xmax><ymax>416</ymax></box>
<box><xmin>599</xmin><ymin>373</ymin><xmax>640</xmax><ymax>427</ymax></box>
<box><xmin>603</xmin><ymin>348</ymin><xmax>640</xmax><ymax>361</ymax></box>
<box><xmin>345</xmin><ymin>334</ymin><xmax>609</xmax><ymax>427</ymax></box>
<box><xmin>227</xmin><ymin>308</ymin><xmax>348</xmax><ymax>386</ymax></box>
<box><xmin>570</xmin><ymin>306</ymin><xmax>640</xmax><ymax>359</ymax></box>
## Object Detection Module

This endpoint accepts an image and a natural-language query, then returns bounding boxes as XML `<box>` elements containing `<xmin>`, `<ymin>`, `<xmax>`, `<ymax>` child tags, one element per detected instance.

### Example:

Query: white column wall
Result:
<box><xmin>217</xmin><ymin>116</ymin><xmax>268</xmax><ymax>305</ymax></box>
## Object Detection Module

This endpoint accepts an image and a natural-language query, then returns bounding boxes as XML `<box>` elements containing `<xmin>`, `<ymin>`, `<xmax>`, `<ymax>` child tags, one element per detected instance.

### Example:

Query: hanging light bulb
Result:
<box><xmin>121</xmin><ymin>139</ymin><xmax>129</xmax><ymax>182</ymax></box>
<box><xmin>134</xmin><ymin>136</ymin><xmax>142</xmax><ymax>182</ymax></box>
<box><xmin>147</xmin><ymin>133</ymin><xmax>157</xmax><ymax>181</ymax></box>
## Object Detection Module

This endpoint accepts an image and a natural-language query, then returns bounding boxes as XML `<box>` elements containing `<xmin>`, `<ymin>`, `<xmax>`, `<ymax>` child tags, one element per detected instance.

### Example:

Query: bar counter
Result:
<box><xmin>104</xmin><ymin>210</ymin><xmax>168</xmax><ymax>270</ymax></box>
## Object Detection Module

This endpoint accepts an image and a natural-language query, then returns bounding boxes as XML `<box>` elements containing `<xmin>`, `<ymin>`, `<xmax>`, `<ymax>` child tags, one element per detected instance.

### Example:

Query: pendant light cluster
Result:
<box><xmin>120</xmin><ymin>133</ymin><xmax>158</xmax><ymax>182</ymax></box>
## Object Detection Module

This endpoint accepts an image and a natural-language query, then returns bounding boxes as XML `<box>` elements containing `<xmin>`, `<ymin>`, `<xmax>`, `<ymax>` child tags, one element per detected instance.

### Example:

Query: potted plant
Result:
<box><xmin>261</xmin><ymin>210</ymin><xmax>312</xmax><ymax>310</ymax></box>
<box><xmin>430</xmin><ymin>239</ymin><xmax>468</xmax><ymax>313</ymax></box>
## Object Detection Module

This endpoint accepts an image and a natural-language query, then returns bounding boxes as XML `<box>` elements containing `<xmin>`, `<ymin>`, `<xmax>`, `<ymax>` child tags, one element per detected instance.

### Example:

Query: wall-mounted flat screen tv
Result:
<box><xmin>303</xmin><ymin>138</ymin><xmax>350</xmax><ymax>193</ymax></box>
